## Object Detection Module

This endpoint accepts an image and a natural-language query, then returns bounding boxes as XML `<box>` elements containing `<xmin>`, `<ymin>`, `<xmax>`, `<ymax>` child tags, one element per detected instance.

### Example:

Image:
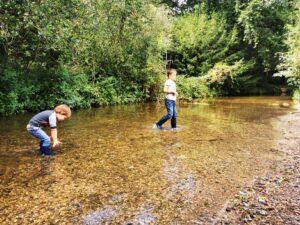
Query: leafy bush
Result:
<box><xmin>0</xmin><ymin>65</ymin><xmax>96</xmax><ymax>114</ymax></box>
<box><xmin>176</xmin><ymin>75</ymin><xmax>213</xmax><ymax>101</ymax></box>
<box><xmin>0</xmin><ymin>65</ymin><xmax>37</xmax><ymax>115</ymax></box>
<box><xmin>202</xmin><ymin>60</ymin><xmax>254</xmax><ymax>95</ymax></box>
<box><xmin>95</xmin><ymin>76</ymin><xmax>145</xmax><ymax>105</ymax></box>
<box><xmin>293</xmin><ymin>89</ymin><xmax>300</xmax><ymax>100</ymax></box>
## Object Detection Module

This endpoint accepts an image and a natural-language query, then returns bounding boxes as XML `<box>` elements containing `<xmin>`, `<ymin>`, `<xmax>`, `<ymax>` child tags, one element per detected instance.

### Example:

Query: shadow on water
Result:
<box><xmin>0</xmin><ymin>96</ymin><xmax>296</xmax><ymax>224</ymax></box>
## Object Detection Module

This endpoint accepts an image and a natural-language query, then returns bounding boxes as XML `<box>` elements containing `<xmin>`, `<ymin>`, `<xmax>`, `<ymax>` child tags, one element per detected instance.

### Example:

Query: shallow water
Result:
<box><xmin>0</xmin><ymin>96</ymin><xmax>295</xmax><ymax>224</ymax></box>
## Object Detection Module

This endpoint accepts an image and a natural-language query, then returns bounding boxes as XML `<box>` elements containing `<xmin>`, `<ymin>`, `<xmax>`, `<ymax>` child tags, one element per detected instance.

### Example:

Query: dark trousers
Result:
<box><xmin>157</xmin><ymin>98</ymin><xmax>177</xmax><ymax>128</ymax></box>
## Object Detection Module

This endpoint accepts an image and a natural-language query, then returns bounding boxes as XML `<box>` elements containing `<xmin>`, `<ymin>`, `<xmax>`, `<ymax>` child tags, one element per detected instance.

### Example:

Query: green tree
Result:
<box><xmin>171</xmin><ymin>11</ymin><xmax>239</xmax><ymax>76</ymax></box>
<box><xmin>0</xmin><ymin>0</ymin><xmax>172</xmax><ymax>114</ymax></box>
<box><xmin>238</xmin><ymin>0</ymin><xmax>291</xmax><ymax>78</ymax></box>
<box><xmin>275</xmin><ymin>1</ymin><xmax>300</xmax><ymax>98</ymax></box>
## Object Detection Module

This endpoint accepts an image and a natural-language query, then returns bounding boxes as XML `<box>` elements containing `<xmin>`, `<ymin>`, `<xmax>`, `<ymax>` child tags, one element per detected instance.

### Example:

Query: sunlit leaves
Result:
<box><xmin>275</xmin><ymin>1</ymin><xmax>300</xmax><ymax>91</ymax></box>
<box><xmin>172</xmin><ymin>12</ymin><xmax>239</xmax><ymax>76</ymax></box>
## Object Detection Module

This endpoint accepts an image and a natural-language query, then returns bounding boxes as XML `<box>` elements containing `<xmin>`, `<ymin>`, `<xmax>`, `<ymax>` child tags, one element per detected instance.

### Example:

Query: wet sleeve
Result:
<box><xmin>49</xmin><ymin>112</ymin><xmax>57</xmax><ymax>128</ymax></box>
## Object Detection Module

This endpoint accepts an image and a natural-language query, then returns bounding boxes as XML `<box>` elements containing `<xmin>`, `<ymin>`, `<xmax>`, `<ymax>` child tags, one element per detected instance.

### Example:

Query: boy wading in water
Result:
<box><xmin>27</xmin><ymin>104</ymin><xmax>71</xmax><ymax>156</ymax></box>
<box><xmin>153</xmin><ymin>68</ymin><xmax>178</xmax><ymax>129</ymax></box>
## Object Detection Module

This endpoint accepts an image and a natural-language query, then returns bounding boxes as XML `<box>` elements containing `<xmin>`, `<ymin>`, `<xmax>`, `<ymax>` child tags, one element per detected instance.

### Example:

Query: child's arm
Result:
<box><xmin>51</xmin><ymin>128</ymin><xmax>62</xmax><ymax>147</ymax></box>
<box><xmin>163</xmin><ymin>85</ymin><xmax>176</xmax><ymax>95</ymax></box>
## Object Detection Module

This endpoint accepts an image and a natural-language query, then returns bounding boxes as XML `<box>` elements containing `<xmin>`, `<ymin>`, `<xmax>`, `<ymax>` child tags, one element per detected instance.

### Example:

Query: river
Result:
<box><xmin>0</xmin><ymin>96</ymin><xmax>295</xmax><ymax>224</ymax></box>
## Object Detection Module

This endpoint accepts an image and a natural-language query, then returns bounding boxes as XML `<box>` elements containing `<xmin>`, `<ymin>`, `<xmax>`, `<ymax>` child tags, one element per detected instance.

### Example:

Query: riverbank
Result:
<box><xmin>216</xmin><ymin>103</ymin><xmax>300</xmax><ymax>224</ymax></box>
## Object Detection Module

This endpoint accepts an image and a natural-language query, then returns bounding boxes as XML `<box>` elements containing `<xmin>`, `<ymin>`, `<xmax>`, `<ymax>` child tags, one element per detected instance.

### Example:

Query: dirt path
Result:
<box><xmin>215</xmin><ymin>107</ymin><xmax>300</xmax><ymax>224</ymax></box>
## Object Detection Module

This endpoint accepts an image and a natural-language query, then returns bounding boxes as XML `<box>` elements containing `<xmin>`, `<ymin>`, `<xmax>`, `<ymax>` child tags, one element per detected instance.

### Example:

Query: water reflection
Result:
<box><xmin>40</xmin><ymin>157</ymin><xmax>56</xmax><ymax>176</ymax></box>
<box><xmin>0</xmin><ymin>97</ymin><xmax>295</xmax><ymax>224</ymax></box>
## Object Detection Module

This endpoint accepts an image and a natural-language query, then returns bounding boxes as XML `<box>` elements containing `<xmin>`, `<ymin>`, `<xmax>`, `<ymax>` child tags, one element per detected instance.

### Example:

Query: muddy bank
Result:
<box><xmin>215</xmin><ymin>104</ymin><xmax>300</xmax><ymax>224</ymax></box>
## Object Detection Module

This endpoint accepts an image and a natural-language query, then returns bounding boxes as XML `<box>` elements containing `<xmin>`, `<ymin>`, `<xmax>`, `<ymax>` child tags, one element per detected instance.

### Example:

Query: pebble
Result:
<box><xmin>258</xmin><ymin>210</ymin><xmax>268</xmax><ymax>216</ymax></box>
<box><xmin>219</xmin><ymin>111</ymin><xmax>300</xmax><ymax>224</ymax></box>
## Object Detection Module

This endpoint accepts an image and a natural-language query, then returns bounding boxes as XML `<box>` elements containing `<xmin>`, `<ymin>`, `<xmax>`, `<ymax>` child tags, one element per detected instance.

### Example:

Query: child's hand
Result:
<box><xmin>53</xmin><ymin>140</ymin><xmax>62</xmax><ymax>148</ymax></box>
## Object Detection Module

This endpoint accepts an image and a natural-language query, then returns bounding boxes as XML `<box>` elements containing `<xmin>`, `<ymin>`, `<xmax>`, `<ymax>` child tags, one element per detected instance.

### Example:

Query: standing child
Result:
<box><xmin>27</xmin><ymin>104</ymin><xmax>71</xmax><ymax>156</ymax></box>
<box><xmin>153</xmin><ymin>68</ymin><xmax>178</xmax><ymax>129</ymax></box>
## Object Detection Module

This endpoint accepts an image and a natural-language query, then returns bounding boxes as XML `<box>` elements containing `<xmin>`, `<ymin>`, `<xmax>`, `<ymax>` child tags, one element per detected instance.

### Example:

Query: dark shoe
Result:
<box><xmin>40</xmin><ymin>146</ymin><xmax>56</xmax><ymax>156</ymax></box>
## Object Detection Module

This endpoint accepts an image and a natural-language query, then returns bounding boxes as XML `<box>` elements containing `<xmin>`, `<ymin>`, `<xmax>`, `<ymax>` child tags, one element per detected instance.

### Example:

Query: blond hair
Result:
<box><xmin>54</xmin><ymin>104</ymin><xmax>71</xmax><ymax>118</ymax></box>
<box><xmin>167</xmin><ymin>68</ymin><xmax>177</xmax><ymax>77</ymax></box>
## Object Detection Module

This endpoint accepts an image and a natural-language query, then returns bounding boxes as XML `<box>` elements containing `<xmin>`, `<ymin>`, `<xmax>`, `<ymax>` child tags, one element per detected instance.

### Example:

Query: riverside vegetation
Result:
<box><xmin>0</xmin><ymin>0</ymin><xmax>299</xmax><ymax>115</ymax></box>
